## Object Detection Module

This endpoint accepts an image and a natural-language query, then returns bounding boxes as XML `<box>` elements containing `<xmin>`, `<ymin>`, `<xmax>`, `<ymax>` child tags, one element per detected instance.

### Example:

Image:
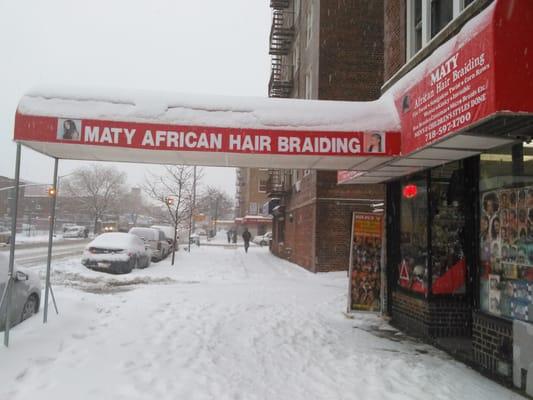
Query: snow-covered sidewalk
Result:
<box><xmin>1</xmin><ymin>246</ymin><xmax>524</xmax><ymax>400</ymax></box>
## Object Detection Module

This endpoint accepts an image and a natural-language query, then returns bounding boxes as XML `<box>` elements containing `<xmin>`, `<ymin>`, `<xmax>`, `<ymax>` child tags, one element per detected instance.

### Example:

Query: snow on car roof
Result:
<box><xmin>89</xmin><ymin>232</ymin><xmax>141</xmax><ymax>249</ymax></box>
<box><xmin>129</xmin><ymin>227</ymin><xmax>159</xmax><ymax>240</ymax></box>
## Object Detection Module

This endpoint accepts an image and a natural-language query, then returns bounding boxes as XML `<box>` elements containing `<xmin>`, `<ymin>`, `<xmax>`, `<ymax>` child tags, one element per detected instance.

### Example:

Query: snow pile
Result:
<box><xmin>0</xmin><ymin>246</ymin><xmax>525</xmax><ymax>400</ymax></box>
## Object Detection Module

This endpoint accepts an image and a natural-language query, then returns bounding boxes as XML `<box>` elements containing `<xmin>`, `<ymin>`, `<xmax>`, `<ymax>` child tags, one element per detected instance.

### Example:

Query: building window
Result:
<box><xmin>258</xmin><ymin>179</ymin><xmax>267</xmax><ymax>193</ymax></box>
<box><xmin>305</xmin><ymin>2</ymin><xmax>313</xmax><ymax>47</ymax></box>
<box><xmin>304</xmin><ymin>72</ymin><xmax>312</xmax><ymax>99</ymax></box>
<box><xmin>249</xmin><ymin>202</ymin><xmax>258</xmax><ymax>215</ymax></box>
<box><xmin>479</xmin><ymin>143</ymin><xmax>533</xmax><ymax>322</ymax></box>
<box><xmin>430</xmin><ymin>0</ymin><xmax>453</xmax><ymax>38</ymax></box>
<box><xmin>407</xmin><ymin>0</ymin><xmax>475</xmax><ymax>59</ymax></box>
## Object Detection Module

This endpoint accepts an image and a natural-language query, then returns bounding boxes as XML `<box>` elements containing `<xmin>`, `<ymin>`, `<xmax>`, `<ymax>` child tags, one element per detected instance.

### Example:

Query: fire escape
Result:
<box><xmin>266</xmin><ymin>169</ymin><xmax>292</xmax><ymax>198</ymax></box>
<box><xmin>268</xmin><ymin>1</ymin><xmax>294</xmax><ymax>98</ymax></box>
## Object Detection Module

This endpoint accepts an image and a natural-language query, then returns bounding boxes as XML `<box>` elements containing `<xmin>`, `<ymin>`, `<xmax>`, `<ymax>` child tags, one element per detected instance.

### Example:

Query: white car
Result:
<box><xmin>129</xmin><ymin>227</ymin><xmax>170</xmax><ymax>261</ymax></box>
<box><xmin>0</xmin><ymin>253</ymin><xmax>41</xmax><ymax>331</ymax></box>
<box><xmin>63</xmin><ymin>225</ymin><xmax>88</xmax><ymax>239</ymax></box>
<box><xmin>82</xmin><ymin>232</ymin><xmax>151</xmax><ymax>274</ymax></box>
<box><xmin>252</xmin><ymin>232</ymin><xmax>272</xmax><ymax>247</ymax></box>
<box><xmin>150</xmin><ymin>225</ymin><xmax>178</xmax><ymax>251</ymax></box>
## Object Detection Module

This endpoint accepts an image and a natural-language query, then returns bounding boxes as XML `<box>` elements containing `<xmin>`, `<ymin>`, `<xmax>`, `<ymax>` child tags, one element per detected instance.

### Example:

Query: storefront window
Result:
<box><xmin>430</xmin><ymin>162</ymin><xmax>466</xmax><ymax>294</ymax></box>
<box><xmin>399</xmin><ymin>176</ymin><xmax>428</xmax><ymax>295</ymax></box>
<box><xmin>479</xmin><ymin>143</ymin><xmax>533</xmax><ymax>322</ymax></box>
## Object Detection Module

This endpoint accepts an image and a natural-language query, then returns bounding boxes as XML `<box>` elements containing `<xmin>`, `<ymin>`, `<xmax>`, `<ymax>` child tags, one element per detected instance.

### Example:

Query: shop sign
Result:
<box><xmin>337</xmin><ymin>170</ymin><xmax>366</xmax><ymax>185</ymax></box>
<box><xmin>14</xmin><ymin>114</ymin><xmax>401</xmax><ymax>157</ymax></box>
<box><xmin>348</xmin><ymin>213</ymin><xmax>383</xmax><ymax>312</ymax></box>
<box><xmin>395</xmin><ymin>4</ymin><xmax>495</xmax><ymax>155</ymax></box>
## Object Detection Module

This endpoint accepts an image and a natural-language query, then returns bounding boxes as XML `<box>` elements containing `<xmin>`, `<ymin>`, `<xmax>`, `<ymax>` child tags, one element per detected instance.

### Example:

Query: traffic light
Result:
<box><xmin>48</xmin><ymin>187</ymin><xmax>56</xmax><ymax>197</ymax></box>
<box><xmin>166</xmin><ymin>197</ymin><xmax>174</xmax><ymax>206</ymax></box>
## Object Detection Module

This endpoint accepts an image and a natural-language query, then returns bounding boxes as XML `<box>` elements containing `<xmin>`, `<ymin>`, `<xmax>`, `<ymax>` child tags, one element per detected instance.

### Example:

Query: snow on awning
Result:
<box><xmin>14</xmin><ymin>87</ymin><xmax>401</xmax><ymax>170</ymax></box>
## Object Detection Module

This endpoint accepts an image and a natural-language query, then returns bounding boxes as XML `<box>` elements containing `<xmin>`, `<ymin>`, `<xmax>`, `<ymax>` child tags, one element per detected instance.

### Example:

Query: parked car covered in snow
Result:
<box><xmin>82</xmin><ymin>232</ymin><xmax>151</xmax><ymax>274</ymax></box>
<box><xmin>150</xmin><ymin>225</ymin><xmax>178</xmax><ymax>250</ymax></box>
<box><xmin>252</xmin><ymin>232</ymin><xmax>272</xmax><ymax>247</ymax></box>
<box><xmin>129</xmin><ymin>227</ymin><xmax>170</xmax><ymax>261</ymax></box>
<box><xmin>0</xmin><ymin>253</ymin><xmax>41</xmax><ymax>331</ymax></box>
<box><xmin>63</xmin><ymin>225</ymin><xmax>88</xmax><ymax>239</ymax></box>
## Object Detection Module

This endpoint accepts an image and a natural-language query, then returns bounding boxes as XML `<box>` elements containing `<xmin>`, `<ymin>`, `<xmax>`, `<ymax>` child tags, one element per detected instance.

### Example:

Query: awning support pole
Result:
<box><xmin>2</xmin><ymin>143</ymin><xmax>22</xmax><ymax>347</ymax></box>
<box><xmin>49</xmin><ymin>284</ymin><xmax>58</xmax><ymax>315</ymax></box>
<box><xmin>43</xmin><ymin>158</ymin><xmax>59</xmax><ymax>323</ymax></box>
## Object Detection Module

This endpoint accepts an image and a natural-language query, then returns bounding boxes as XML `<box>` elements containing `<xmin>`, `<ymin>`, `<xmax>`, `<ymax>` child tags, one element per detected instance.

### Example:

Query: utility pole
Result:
<box><xmin>213</xmin><ymin>195</ymin><xmax>219</xmax><ymax>235</ymax></box>
<box><xmin>187</xmin><ymin>166</ymin><xmax>197</xmax><ymax>252</ymax></box>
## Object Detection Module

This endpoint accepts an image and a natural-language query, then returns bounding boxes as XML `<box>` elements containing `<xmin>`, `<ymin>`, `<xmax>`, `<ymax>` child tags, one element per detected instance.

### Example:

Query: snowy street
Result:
<box><xmin>0</xmin><ymin>246</ymin><xmax>524</xmax><ymax>400</ymax></box>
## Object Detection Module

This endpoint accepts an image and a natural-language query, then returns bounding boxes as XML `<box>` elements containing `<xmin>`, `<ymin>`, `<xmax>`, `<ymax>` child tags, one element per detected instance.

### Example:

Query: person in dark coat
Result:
<box><xmin>242</xmin><ymin>228</ymin><xmax>251</xmax><ymax>253</ymax></box>
<box><xmin>227</xmin><ymin>230</ymin><xmax>232</xmax><ymax>244</ymax></box>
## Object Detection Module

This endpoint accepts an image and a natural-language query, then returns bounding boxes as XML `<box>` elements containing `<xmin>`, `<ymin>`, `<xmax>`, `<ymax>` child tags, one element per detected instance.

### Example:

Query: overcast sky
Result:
<box><xmin>0</xmin><ymin>0</ymin><xmax>271</xmax><ymax>195</ymax></box>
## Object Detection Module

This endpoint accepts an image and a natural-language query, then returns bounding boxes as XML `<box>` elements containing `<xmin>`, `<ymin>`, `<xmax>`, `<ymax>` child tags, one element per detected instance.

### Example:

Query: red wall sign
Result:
<box><xmin>14</xmin><ymin>114</ymin><xmax>401</xmax><ymax>158</ymax></box>
<box><xmin>395</xmin><ymin>4</ymin><xmax>496</xmax><ymax>155</ymax></box>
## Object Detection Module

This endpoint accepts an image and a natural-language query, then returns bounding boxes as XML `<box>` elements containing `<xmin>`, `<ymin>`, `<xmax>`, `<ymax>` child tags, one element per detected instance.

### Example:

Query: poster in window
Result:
<box><xmin>348</xmin><ymin>213</ymin><xmax>383</xmax><ymax>312</ymax></box>
<box><xmin>480</xmin><ymin>185</ymin><xmax>533</xmax><ymax>322</ymax></box>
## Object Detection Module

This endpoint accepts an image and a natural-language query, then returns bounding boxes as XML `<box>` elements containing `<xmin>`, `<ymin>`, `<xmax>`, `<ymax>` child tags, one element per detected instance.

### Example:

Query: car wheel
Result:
<box><xmin>21</xmin><ymin>294</ymin><xmax>39</xmax><ymax>322</ymax></box>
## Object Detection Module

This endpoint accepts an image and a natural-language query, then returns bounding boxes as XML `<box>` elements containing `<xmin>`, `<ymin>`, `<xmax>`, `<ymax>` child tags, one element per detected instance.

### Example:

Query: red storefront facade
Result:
<box><xmin>341</xmin><ymin>0</ymin><xmax>533</xmax><ymax>392</ymax></box>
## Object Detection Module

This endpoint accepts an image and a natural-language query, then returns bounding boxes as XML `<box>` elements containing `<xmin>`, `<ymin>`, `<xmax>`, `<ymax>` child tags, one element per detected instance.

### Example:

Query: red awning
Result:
<box><xmin>14</xmin><ymin>88</ymin><xmax>400</xmax><ymax>171</ymax></box>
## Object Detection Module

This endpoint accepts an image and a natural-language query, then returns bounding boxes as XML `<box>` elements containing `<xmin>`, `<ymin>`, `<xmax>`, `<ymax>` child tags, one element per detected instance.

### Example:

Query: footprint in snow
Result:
<box><xmin>72</xmin><ymin>332</ymin><xmax>87</xmax><ymax>340</ymax></box>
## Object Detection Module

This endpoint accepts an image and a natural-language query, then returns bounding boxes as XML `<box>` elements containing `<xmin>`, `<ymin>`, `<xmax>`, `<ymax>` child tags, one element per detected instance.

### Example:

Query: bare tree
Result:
<box><xmin>143</xmin><ymin>165</ymin><xmax>201</xmax><ymax>265</ymax></box>
<box><xmin>63</xmin><ymin>165</ymin><xmax>126</xmax><ymax>234</ymax></box>
<box><xmin>197</xmin><ymin>186</ymin><xmax>234</xmax><ymax>234</ymax></box>
<box><xmin>117</xmin><ymin>187</ymin><xmax>148</xmax><ymax>227</ymax></box>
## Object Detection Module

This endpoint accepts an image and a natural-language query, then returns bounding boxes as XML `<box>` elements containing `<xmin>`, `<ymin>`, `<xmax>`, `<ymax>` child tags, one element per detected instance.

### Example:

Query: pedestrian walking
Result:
<box><xmin>232</xmin><ymin>230</ymin><xmax>237</xmax><ymax>244</ymax></box>
<box><xmin>242</xmin><ymin>228</ymin><xmax>251</xmax><ymax>253</ymax></box>
<box><xmin>227</xmin><ymin>229</ymin><xmax>231</xmax><ymax>244</ymax></box>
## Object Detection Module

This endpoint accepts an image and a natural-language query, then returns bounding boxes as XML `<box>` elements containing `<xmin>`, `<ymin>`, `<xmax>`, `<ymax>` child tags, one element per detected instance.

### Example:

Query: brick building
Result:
<box><xmin>267</xmin><ymin>0</ymin><xmax>385</xmax><ymax>273</ymax></box>
<box><xmin>235</xmin><ymin>167</ymin><xmax>272</xmax><ymax>236</ymax></box>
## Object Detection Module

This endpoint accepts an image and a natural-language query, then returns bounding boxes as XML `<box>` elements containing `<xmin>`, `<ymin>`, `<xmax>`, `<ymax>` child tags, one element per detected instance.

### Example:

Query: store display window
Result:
<box><xmin>430</xmin><ymin>162</ymin><xmax>466</xmax><ymax>295</ymax></box>
<box><xmin>398</xmin><ymin>161</ymin><xmax>467</xmax><ymax>296</ymax></box>
<box><xmin>399</xmin><ymin>175</ymin><xmax>428</xmax><ymax>295</ymax></box>
<box><xmin>479</xmin><ymin>143</ymin><xmax>533</xmax><ymax>322</ymax></box>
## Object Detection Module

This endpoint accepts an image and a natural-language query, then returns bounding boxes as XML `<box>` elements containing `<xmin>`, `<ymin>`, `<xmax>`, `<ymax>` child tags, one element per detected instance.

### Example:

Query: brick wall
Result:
<box><xmin>319</xmin><ymin>0</ymin><xmax>384</xmax><ymax>101</ymax></box>
<box><xmin>315</xmin><ymin>200</ymin><xmax>355</xmax><ymax>272</ymax></box>
<box><xmin>383</xmin><ymin>0</ymin><xmax>406</xmax><ymax>83</ymax></box>
<box><xmin>472</xmin><ymin>312</ymin><xmax>514</xmax><ymax>384</ymax></box>
<box><xmin>283</xmin><ymin>203</ymin><xmax>316</xmax><ymax>271</ymax></box>
<box><xmin>314</xmin><ymin>171</ymin><xmax>385</xmax><ymax>272</ymax></box>
<box><xmin>391</xmin><ymin>291</ymin><xmax>472</xmax><ymax>338</ymax></box>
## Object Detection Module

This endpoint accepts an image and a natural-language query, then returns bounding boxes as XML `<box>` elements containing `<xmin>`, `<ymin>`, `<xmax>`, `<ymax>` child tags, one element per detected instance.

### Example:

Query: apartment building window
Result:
<box><xmin>258</xmin><ymin>178</ymin><xmax>268</xmax><ymax>193</ymax></box>
<box><xmin>305</xmin><ymin>2</ymin><xmax>313</xmax><ymax>48</ymax></box>
<box><xmin>407</xmin><ymin>0</ymin><xmax>476</xmax><ymax>59</ymax></box>
<box><xmin>249</xmin><ymin>202</ymin><xmax>258</xmax><ymax>215</ymax></box>
<box><xmin>305</xmin><ymin>72</ymin><xmax>312</xmax><ymax>99</ymax></box>
<box><xmin>430</xmin><ymin>0</ymin><xmax>453</xmax><ymax>38</ymax></box>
